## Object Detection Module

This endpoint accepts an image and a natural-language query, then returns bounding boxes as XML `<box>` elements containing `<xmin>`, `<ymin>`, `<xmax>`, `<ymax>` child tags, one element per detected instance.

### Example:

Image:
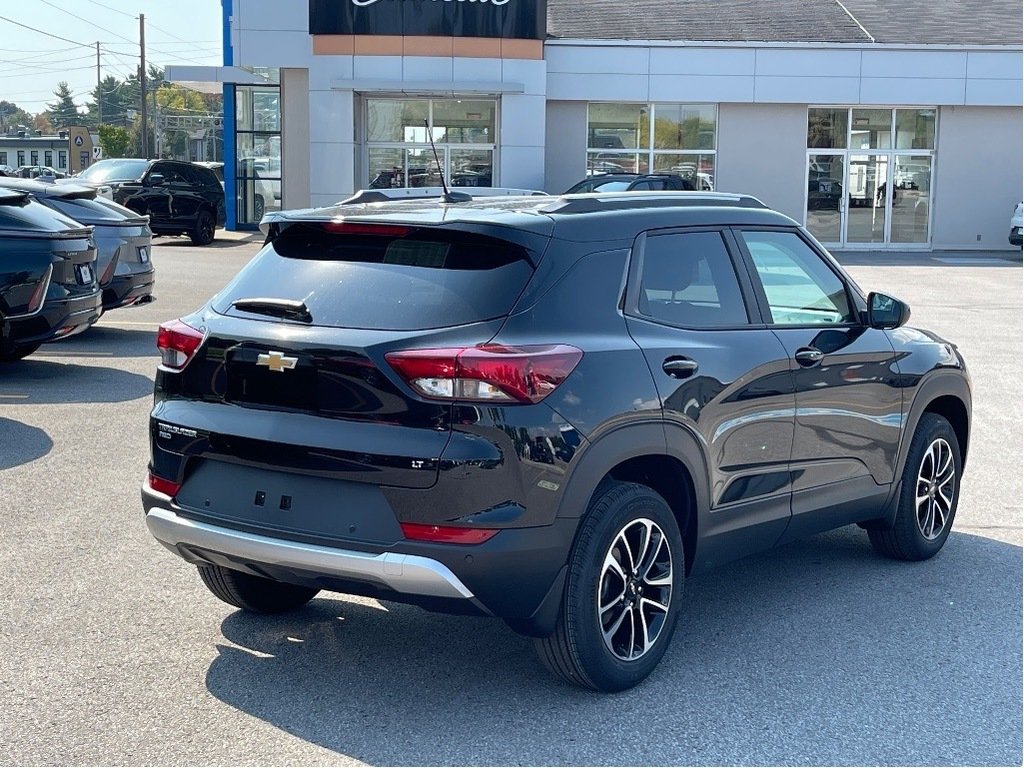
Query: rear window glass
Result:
<box><xmin>0</xmin><ymin>198</ymin><xmax>82</xmax><ymax>231</ymax></box>
<box><xmin>77</xmin><ymin>159</ymin><xmax>149</xmax><ymax>183</ymax></box>
<box><xmin>48</xmin><ymin>196</ymin><xmax>127</xmax><ymax>222</ymax></box>
<box><xmin>212</xmin><ymin>223</ymin><xmax>536</xmax><ymax>331</ymax></box>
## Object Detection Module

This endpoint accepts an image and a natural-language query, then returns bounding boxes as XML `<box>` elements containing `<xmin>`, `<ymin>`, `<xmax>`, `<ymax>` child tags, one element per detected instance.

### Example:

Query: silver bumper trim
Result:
<box><xmin>145</xmin><ymin>507</ymin><xmax>474</xmax><ymax>601</ymax></box>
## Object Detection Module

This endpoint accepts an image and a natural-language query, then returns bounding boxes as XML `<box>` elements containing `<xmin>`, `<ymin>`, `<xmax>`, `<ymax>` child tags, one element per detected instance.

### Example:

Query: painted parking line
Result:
<box><xmin>0</xmin><ymin>394</ymin><xmax>30</xmax><ymax>400</ymax></box>
<box><xmin>933</xmin><ymin>257</ymin><xmax>1016</xmax><ymax>265</ymax></box>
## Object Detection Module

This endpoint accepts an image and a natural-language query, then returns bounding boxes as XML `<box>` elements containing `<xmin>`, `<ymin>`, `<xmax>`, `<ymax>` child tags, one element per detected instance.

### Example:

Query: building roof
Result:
<box><xmin>546</xmin><ymin>0</ymin><xmax>1023</xmax><ymax>45</ymax></box>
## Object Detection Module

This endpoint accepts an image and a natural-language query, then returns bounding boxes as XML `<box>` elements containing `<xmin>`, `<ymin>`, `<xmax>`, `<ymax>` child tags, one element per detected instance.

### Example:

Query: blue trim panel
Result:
<box><xmin>222</xmin><ymin>0</ymin><xmax>237</xmax><ymax>230</ymax></box>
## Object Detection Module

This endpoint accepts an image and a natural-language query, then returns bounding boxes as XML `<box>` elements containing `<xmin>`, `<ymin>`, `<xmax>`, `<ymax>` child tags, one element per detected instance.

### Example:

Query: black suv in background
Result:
<box><xmin>142</xmin><ymin>192</ymin><xmax>971</xmax><ymax>691</ymax></box>
<box><xmin>75</xmin><ymin>159</ymin><xmax>224</xmax><ymax>245</ymax></box>
<box><xmin>0</xmin><ymin>188</ymin><xmax>101</xmax><ymax>361</ymax></box>
<box><xmin>566</xmin><ymin>173</ymin><xmax>701</xmax><ymax>194</ymax></box>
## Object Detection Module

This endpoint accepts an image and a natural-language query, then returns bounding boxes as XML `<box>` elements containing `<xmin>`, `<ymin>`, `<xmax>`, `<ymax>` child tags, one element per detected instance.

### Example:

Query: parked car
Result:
<box><xmin>196</xmin><ymin>160</ymin><xmax>276</xmax><ymax>222</ymax></box>
<box><xmin>1009</xmin><ymin>202</ymin><xmax>1022</xmax><ymax>247</ymax></box>
<box><xmin>566</xmin><ymin>173</ymin><xmax>698</xmax><ymax>194</ymax></box>
<box><xmin>0</xmin><ymin>178</ymin><xmax>155</xmax><ymax>312</ymax></box>
<box><xmin>15</xmin><ymin>165</ymin><xmax>67</xmax><ymax>180</ymax></box>
<box><xmin>74</xmin><ymin>159</ymin><xmax>225</xmax><ymax>246</ymax></box>
<box><xmin>143</xmin><ymin>191</ymin><xmax>971</xmax><ymax>692</ymax></box>
<box><xmin>0</xmin><ymin>188</ymin><xmax>101</xmax><ymax>361</ymax></box>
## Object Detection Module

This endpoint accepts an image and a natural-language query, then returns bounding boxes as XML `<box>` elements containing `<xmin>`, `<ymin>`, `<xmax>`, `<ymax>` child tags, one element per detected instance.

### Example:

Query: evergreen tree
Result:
<box><xmin>0</xmin><ymin>101</ymin><xmax>33</xmax><ymax>131</ymax></box>
<box><xmin>45</xmin><ymin>82</ymin><xmax>81</xmax><ymax>129</ymax></box>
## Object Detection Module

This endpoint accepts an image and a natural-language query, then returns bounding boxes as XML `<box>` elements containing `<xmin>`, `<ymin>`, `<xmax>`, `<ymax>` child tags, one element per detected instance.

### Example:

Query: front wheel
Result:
<box><xmin>868</xmin><ymin>413</ymin><xmax>962</xmax><ymax>561</ymax></box>
<box><xmin>534</xmin><ymin>482</ymin><xmax>684</xmax><ymax>692</ymax></box>
<box><xmin>189</xmin><ymin>209</ymin><xmax>216</xmax><ymax>246</ymax></box>
<box><xmin>197</xmin><ymin>564</ymin><xmax>319</xmax><ymax>614</ymax></box>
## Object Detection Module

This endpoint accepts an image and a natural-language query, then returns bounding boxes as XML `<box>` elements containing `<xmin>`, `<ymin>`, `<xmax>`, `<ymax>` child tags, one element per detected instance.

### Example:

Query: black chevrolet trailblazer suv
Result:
<box><xmin>142</xmin><ymin>191</ymin><xmax>971</xmax><ymax>691</ymax></box>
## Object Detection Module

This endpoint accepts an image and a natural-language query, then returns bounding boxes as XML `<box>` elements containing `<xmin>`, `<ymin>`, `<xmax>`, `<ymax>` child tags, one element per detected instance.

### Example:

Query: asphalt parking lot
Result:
<box><xmin>1</xmin><ymin>235</ymin><xmax>1021</xmax><ymax>766</ymax></box>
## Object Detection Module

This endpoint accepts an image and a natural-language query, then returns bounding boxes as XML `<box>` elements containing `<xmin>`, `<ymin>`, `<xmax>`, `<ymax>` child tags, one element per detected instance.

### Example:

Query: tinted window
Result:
<box><xmin>151</xmin><ymin>163</ymin><xmax>187</xmax><ymax>184</ymax></box>
<box><xmin>592</xmin><ymin>180</ymin><xmax>631</xmax><ymax>192</ymax></box>
<box><xmin>78</xmin><ymin>159</ymin><xmax>149</xmax><ymax>183</ymax></box>
<box><xmin>0</xmin><ymin>197</ymin><xmax>83</xmax><ymax>232</ymax></box>
<box><xmin>213</xmin><ymin>224</ymin><xmax>535</xmax><ymax>331</ymax></box>
<box><xmin>741</xmin><ymin>230</ymin><xmax>854</xmax><ymax>325</ymax></box>
<box><xmin>637</xmin><ymin>231</ymin><xmax>748</xmax><ymax>328</ymax></box>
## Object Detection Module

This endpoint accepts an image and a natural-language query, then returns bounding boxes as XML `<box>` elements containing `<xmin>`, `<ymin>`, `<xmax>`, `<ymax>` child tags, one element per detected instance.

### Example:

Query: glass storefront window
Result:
<box><xmin>587</xmin><ymin>103</ymin><xmax>650</xmax><ymax>150</ymax></box>
<box><xmin>807</xmin><ymin>108</ymin><xmax>848</xmax><ymax>149</ymax></box>
<box><xmin>851</xmin><ymin>108</ymin><xmax>892</xmax><ymax>149</ymax></box>
<box><xmin>365</xmin><ymin>98</ymin><xmax>497</xmax><ymax>189</ymax></box>
<box><xmin>895</xmin><ymin>109</ymin><xmax>936</xmax><ymax>149</ymax></box>
<box><xmin>587</xmin><ymin>102</ymin><xmax>717</xmax><ymax>188</ymax></box>
<box><xmin>652</xmin><ymin>104</ymin><xmax>716</xmax><ymax>150</ymax></box>
<box><xmin>234</xmin><ymin>84</ymin><xmax>281</xmax><ymax>226</ymax></box>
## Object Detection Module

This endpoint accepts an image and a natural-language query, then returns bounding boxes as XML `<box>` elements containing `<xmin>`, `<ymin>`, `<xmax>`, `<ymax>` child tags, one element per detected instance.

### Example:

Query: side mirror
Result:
<box><xmin>867</xmin><ymin>292</ymin><xmax>911</xmax><ymax>329</ymax></box>
<box><xmin>146</xmin><ymin>173</ymin><xmax>165</xmax><ymax>186</ymax></box>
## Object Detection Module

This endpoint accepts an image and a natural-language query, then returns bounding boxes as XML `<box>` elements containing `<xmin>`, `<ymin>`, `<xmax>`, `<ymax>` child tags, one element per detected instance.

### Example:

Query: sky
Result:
<box><xmin>0</xmin><ymin>0</ymin><xmax>223</xmax><ymax>114</ymax></box>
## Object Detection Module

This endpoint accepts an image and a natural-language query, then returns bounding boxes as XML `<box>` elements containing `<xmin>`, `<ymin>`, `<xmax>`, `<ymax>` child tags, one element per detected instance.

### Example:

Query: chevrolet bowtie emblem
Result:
<box><xmin>256</xmin><ymin>351</ymin><xmax>298</xmax><ymax>373</ymax></box>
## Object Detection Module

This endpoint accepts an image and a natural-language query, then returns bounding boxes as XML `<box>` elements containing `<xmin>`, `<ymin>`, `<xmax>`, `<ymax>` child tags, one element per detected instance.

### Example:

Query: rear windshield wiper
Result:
<box><xmin>231</xmin><ymin>297</ymin><xmax>312</xmax><ymax>323</ymax></box>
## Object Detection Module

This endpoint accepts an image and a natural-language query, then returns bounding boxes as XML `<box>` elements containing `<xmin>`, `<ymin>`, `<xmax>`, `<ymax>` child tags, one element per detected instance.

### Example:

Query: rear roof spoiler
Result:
<box><xmin>0</xmin><ymin>188</ymin><xmax>30</xmax><ymax>205</ymax></box>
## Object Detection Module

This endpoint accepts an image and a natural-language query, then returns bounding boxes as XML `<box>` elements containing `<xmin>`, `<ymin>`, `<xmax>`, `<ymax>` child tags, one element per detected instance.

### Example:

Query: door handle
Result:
<box><xmin>794</xmin><ymin>347</ymin><xmax>824</xmax><ymax>367</ymax></box>
<box><xmin>662</xmin><ymin>357</ymin><xmax>699</xmax><ymax>379</ymax></box>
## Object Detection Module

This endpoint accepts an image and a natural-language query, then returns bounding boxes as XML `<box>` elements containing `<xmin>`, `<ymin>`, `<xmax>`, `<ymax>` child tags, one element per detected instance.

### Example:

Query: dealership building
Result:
<box><xmin>170</xmin><ymin>0</ymin><xmax>1023</xmax><ymax>250</ymax></box>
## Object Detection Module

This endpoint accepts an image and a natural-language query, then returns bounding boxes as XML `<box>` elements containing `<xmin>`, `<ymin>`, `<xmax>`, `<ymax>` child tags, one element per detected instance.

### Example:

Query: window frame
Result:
<box><xmin>730</xmin><ymin>225</ymin><xmax>864</xmax><ymax>329</ymax></box>
<box><xmin>624</xmin><ymin>225</ymin><xmax>763</xmax><ymax>331</ymax></box>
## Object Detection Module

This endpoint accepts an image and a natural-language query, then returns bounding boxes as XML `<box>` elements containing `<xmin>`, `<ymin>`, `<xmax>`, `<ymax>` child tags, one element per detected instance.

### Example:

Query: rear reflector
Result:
<box><xmin>157</xmin><ymin>319</ymin><xmax>204</xmax><ymax>370</ymax></box>
<box><xmin>400</xmin><ymin>522</ymin><xmax>499</xmax><ymax>545</ymax></box>
<box><xmin>386</xmin><ymin>344</ymin><xmax>583</xmax><ymax>404</ymax></box>
<box><xmin>148</xmin><ymin>472</ymin><xmax>181</xmax><ymax>497</ymax></box>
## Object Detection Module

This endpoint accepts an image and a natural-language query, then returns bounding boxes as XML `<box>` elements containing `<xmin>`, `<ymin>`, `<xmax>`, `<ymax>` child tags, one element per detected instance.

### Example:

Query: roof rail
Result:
<box><xmin>338</xmin><ymin>187</ymin><xmax>549</xmax><ymax>206</ymax></box>
<box><xmin>544</xmin><ymin>191</ymin><xmax>768</xmax><ymax>215</ymax></box>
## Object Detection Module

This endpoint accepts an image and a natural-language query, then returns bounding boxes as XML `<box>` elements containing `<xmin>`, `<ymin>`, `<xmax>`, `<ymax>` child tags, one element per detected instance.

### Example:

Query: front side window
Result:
<box><xmin>587</xmin><ymin>103</ymin><xmax>717</xmax><ymax>189</ymax></box>
<box><xmin>740</xmin><ymin>230</ymin><xmax>854</xmax><ymax>326</ymax></box>
<box><xmin>637</xmin><ymin>231</ymin><xmax>748</xmax><ymax>328</ymax></box>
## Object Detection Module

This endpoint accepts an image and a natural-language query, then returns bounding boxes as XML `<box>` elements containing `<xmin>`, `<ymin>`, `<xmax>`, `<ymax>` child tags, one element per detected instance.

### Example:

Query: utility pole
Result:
<box><xmin>96</xmin><ymin>42</ymin><xmax>102</xmax><ymax>126</ymax></box>
<box><xmin>139</xmin><ymin>13</ymin><xmax>148</xmax><ymax>157</ymax></box>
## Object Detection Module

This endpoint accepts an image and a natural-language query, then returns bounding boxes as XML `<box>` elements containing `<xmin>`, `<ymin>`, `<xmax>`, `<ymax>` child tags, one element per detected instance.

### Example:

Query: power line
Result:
<box><xmin>35</xmin><ymin>0</ymin><xmax>137</xmax><ymax>45</ymax></box>
<box><xmin>80</xmin><ymin>0</ymin><xmax>136</xmax><ymax>20</ymax></box>
<box><xmin>0</xmin><ymin>14</ymin><xmax>93</xmax><ymax>47</ymax></box>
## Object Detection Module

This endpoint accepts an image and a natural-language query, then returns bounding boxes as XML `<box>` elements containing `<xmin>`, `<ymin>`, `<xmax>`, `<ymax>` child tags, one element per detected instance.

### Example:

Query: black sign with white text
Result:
<box><xmin>309</xmin><ymin>0</ymin><xmax>547</xmax><ymax>40</ymax></box>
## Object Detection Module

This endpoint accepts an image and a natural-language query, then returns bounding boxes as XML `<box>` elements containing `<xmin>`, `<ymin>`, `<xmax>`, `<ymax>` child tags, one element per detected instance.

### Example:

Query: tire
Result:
<box><xmin>189</xmin><ymin>209</ymin><xmax>216</xmax><ymax>246</ymax></box>
<box><xmin>253</xmin><ymin>194</ymin><xmax>265</xmax><ymax>222</ymax></box>
<box><xmin>868</xmin><ymin>413</ymin><xmax>961</xmax><ymax>561</ymax></box>
<box><xmin>534</xmin><ymin>481</ymin><xmax>684</xmax><ymax>692</ymax></box>
<box><xmin>0</xmin><ymin>343</ymin><xmax>41</xmax><ymax>362</ymax></box>
<box><xmin>197</xmin><ymin>564</ymin><xmax>319</xmax><ymax>614</ymax></box>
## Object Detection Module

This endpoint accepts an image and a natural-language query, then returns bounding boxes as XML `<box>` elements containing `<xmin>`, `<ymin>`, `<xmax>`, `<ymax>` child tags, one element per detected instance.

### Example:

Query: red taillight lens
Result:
<box><xmin>100</xmin><ymin>249</ymin><xmax>119</xmax><ymax>285</ymax></box>
<box><xmin>27</xmin><ymin>265</ymin><xmax>52</xmax><ymax>314</ymax></box>
<box><xmin>385</xmin><ymin>344</ymin><xmax>583</xmax><ymax>404</ymax></box>
<box><xmin>400</xmin><ymin>522</ymin><xmax>499</xmax><ymax>545</ymax></box>
<box><xmin>147</xmin><ymin>472</ymin><xmax>181</xmax><ymax>497</ymax></box>
<box><xmin>157</xmin><ymin>319</ymin><xmax>204</xmax><ymax>370</ymax></box>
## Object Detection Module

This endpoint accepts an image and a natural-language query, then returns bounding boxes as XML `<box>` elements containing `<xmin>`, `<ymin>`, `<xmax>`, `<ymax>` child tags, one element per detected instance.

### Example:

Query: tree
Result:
<box><xmin>46</xmin><ymin>82</ymin><xmax>82</xmax><ymax>129</ymax></box>
<box><xmin>97</xmin><ymin>124</ymin><xmax>133</xmax><ymax>158</ymax></box>
<box><xmin>32</xmin><ymin>114</ymin><xmax>53</xmax><ymax>134</ymax></box>
<box><xmin>0</xmin><ymin>100</ymin><xmax>34</xmax><ymax>131</ymax></box>
<box><xmin>87</xmin><ymin>75</ymin><xmax>131</xmax><ymax>127</ymax></box>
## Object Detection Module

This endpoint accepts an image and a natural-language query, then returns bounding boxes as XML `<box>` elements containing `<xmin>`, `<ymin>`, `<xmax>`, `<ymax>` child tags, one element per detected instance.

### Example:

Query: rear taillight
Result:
<box><xmin>27</xmin><ymin>265</ymin><xmax>52</xmax><ymax>314</ymax></box>
<box><xmin>147</xmin><ymin>472</ymin><xmax>181</xmax><ymax>497</ymax></box>
<box><xmin>400</xmin><ymin>522</ymin><xmax>499</xmax><ymax>545</ymax></box>
<box><xmin>157</xmin><ymin>319</ymin><xmax>204</xmax><ymax>370</ymax></box>
<box><xmin>385</xmin><ymin>344</ymin><xmax>583</xmax><ymax>404</ymax></box>
<box><xmin>100</xmin><ymin>248</ymin><xmax>119</xmax><ymax>285</ymax></box>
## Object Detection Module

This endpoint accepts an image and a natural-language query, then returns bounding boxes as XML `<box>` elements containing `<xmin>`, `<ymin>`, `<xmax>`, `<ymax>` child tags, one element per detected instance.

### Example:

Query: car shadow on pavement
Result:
<box><xmin>155</xmin><ymin>234</ymin><xmax>263</xmax><ymax>249</ymax></box>
<box><xmin>0</xmin><ymin>360</ymin><xmax>153</xmax><ymax>404</ymax></box>
<box><xmin>41</xmin><ymin>326</ymin><xmax>157</xmax><ymax>359</ymax></box>
<box><xmin>204</xmin><ymin>527</ymin><xmax>1022</xmax><ymax>766</ymax></box>
<box><xmin>0</xmin><ymin>418</ymin><xmax>52</xmax><ymax>470</ymax></box>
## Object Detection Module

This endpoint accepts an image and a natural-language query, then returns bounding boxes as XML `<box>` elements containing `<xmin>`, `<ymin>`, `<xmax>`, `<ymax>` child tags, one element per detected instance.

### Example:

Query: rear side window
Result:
<box><xmin>637</xmin><ymin>231</ymin><xmax>749</xmax><ymax>328</ymax></box>
<box><xmin>213</xmin><ymin>223</ymin><xmax>536</xmax><ymax>331</ymax></box>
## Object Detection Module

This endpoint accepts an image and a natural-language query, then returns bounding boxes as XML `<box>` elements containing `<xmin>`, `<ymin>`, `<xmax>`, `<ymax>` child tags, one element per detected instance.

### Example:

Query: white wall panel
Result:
<box><xmin>755</xmin><ymin>49</ymin><xmax>861</xmax><ymax>78</ymax></box>
<box><xmin>309</xmin><ymin>142</ymin><xmax>356</xmax><ymax>197</ymax></box>
<box><xmin>546</xmin><ymin>46</ymin><xmax>650</xmax><ymax>74</ymax></box>
<box><xmin>860</xmin><ymin>77</ymin><xmax>966</xmax><ymax>105</ymax></box>
<box><xmin>498</xmin><ymin>145</ymin><xmax>545</xmax><ymax>190</ymax></box>
<box><xmin>309</xmin><ymin>57</ymin><xmax>354</xmax><ymax>90</ymax></box>
<box><xmin>861</xmin><ymin>50</ymin><xmax>967</xmax><ymax>79</ymax></box>
<box><xmin>353</xmin><ymin>56</ymin><xmax>403</xmax><ymax>81</ymax></box>
<box><xmin>454</xmin><ymin>57</ymin><xmax>502</xmax><ymax>83</ymax></box>
<box><xmin>966</xmin><ymin>51</ymin><xmax>1024</xmax><ymax>79</ymax></box>
<box><xmin>547</xmin><ymin>72</ymin><xmax>649</xmax><ymax>102</ymax></box>
<box><xmin>499</xmin><ymin>94</ymin><xmax>547</xmax><ymax>148</ymax></box>
<box><xmin>544</xmin><ymin>100</ymin><xmax>588</xmax><ymax>193</ymax></box>
<box><xmin>309</xmin><ymin>89</ymin><xmax>354</xmax><ymax>145</ymax></box>
<box><xmin>965</xmin><ymin>78</ymin><xmax>1024</xmax><ymax>106</ymax></box>
<box><xmin>754</xmin><ymin>76</ymin><xmax>860</xmax><ymax>104</ymax></box>
<box><xmin>402</xmin><ymin>56</ymin><xmax>454</xmax><ymax>83</ymax></box>
<box><xmin>236</xmin><ymin>0</ymin><xmax>307</xmax><ymax>31</ymax></box>
<box><xmin>649</xmin><ymin>47</ymin><xmax>755</xmax><ymax>76</ymax></box>
<box><xmin>236</xmin><ymin>31</ymin><xmax>311</xmax><ymax>68</ymax></box>
<box><xmin>649</xmin><ymin>74</ymin><xmax>754</xmax><ymax>103</ymax></box>
<box><xmin>281</xmin><ymin>68</ymin><xmax>311</xmax><ymax>210</ymax></box>
<box><xmin>501</xmin><ymin>59</ymin><xmax>547</xmax><ymax>95</ymax></box>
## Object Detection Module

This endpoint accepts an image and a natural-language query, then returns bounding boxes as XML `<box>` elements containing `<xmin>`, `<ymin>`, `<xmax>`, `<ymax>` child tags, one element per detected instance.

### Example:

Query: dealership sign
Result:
<box><xmin>309</xmin><ymin>0</ymin><xmax>546</xmax><ymax>39</ymax></box>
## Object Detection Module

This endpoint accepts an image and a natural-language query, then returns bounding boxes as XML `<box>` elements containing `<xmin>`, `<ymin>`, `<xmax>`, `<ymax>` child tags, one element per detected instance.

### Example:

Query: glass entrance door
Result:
<box><xmin>805</xmin><ymin>154</ymin><xmax>845</xmax><ymax>244</ymax></box>
<box><xmin>846</xmin><ymin>154</ymin><xmax>889</xmax><ymax>244</ymax></box>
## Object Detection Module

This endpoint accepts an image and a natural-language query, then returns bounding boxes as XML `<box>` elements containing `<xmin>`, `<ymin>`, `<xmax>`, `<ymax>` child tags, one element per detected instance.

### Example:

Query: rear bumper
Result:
<box><xmin>103</xmin><ymin>268</ymin><xmax>156</xmax><ymax>310</ymax></box>
<box><xmin>141</xmin><ymin>482</ymin><xmax>575</xmax><ymax>627</ymax></box>
<box><xmin>4</xmin><ymin>289</ymin><xmax>102</xmax><ymax>347</ymax></box>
